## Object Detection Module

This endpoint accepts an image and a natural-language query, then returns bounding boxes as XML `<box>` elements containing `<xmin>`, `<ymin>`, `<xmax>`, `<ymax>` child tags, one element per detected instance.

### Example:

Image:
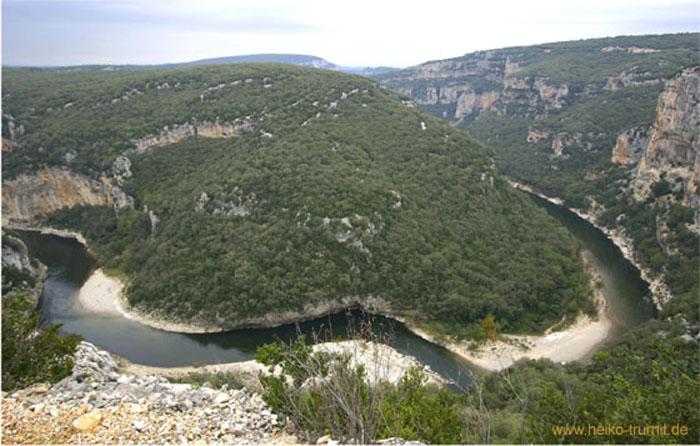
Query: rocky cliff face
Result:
<box><xmin>377</xmin><ymin>50</ymin><xmax>572</xmax><ymax>124</ymax></box>
<box><xmin>1</xmin><ymin>233</ymin><xmax>46</xmax><ymax>300</ymax></box>
<box><xmin>127</xmin><ymin>118</ymin><xmax>257</xmax><ymax>155</ymax></box>
<box><xmin>454</xmin><ymin>90</ymin><xmax>500</xmax><ymax>119</ymax></box>
<box><xmin>1</xmin><ymin>167</ymin><xmax>131</xmax><ymax>224</ymax></box>
<box><xmin>2</xmin><ymin>117</ymin><xmax>259</xmax><ymax>225</ymax></box>
<box><xmin>376</xmin><ymin>35</ymin><xmax>697</xmax><ymax>140</ymax></box>
<box><xmin>379</xmin><ymin>40</ymin><xmax>698</xmax><ymax>209</ymax></box>
<box><xmin>604</xmin><ymin>69</ymin><xmax>662</xmax><ymax>91</ymax></box>
<box><xmin>613</xmin><ymin>67</ymin><xmax>700</xmax><ymax>207</ymax></box>
<box><xmin>2</xmin><ymin>235</ymin><xmax>38</xmax><ymax>277</ymax></box>
<box><xmin>638</xmin><ymin>67</ymin><xmax>699</xmax><ymax>206</ymax></box>
<box><xmin>612</xmin><ymin>127</ymin><xmax>651</xmax><ymax>165</ymax></box>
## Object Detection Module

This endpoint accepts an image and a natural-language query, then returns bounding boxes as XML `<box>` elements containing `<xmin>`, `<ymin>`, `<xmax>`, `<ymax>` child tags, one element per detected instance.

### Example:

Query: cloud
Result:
<box><xmin>2</xmin><ymin>0</ymin><xmax>698</xmax><ymax>67</ymax></box>
<box><xmin>84</xmin><ymin>0</ymin><xmax>322</xmax><ymax>34</ymax></box>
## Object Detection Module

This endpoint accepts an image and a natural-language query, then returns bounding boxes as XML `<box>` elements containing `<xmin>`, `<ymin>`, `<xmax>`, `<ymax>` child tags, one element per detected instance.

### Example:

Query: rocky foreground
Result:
<box><xmin>2</xmin><ymin>342</ymin><xmax>294</xmax><ymax>445</ymax></box>
<box><xmin>2</xmin><ymin>341</ymin><xmax>429</xmax><ymax>445</ymax></box>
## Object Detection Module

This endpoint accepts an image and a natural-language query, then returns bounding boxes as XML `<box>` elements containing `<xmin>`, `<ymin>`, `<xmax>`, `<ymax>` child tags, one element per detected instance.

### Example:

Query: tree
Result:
<box><xmin>2</xmin><ymin>292</ymin><xmax>82</xmax><ymax>391</ymax></box>
<box><xmin>479</xmin><ymin>316</ymin><xmax>498</xmax><ymax>341</ymax></box>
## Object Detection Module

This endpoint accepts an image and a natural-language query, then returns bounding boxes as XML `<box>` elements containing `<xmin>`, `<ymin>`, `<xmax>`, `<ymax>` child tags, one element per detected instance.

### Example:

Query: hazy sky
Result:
<box><xmin>2</xmin><ymin>0</ymin><xmax>698</xmax><ymax>67</ymax></box>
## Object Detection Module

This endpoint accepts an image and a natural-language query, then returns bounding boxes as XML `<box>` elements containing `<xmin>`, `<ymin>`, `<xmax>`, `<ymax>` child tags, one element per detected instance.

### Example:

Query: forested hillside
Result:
<box><xmin>373</xmin><ymin>34</ymin><xmax>699</xmax><ymax>443</ymax></box>
<box><xmin>2</xmin><ymin>64</ymin><xmax>590</xmax><ymax>336</ymax></box>
<box><xmin>12</xmin><ymin>53</ymin><xmax>396</xmax><ymax>75</ymax></box>
<box><xmin>375</xmin><ymin>33</ymin><xmax>699</xmax><ymax>324</ymax></box>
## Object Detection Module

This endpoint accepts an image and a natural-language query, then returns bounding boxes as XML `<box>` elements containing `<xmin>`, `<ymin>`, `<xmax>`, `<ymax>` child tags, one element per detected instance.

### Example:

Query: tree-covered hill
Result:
<box><xmin>375</xmin><ymin>33</ymin><xmax>699</xmax><ymax>324</ymax></box>
<box><xmin>6</xmin><ymin>53</ymin><xmax>397</xmax><ymax>76</ymax></box>
<box><xmin>373</xmin><ymin>36</ymin><xmax>699</xmax><ymax>442</ymax></box>
<box><xmin>2</xmin><ymin>64</ymin><xmax>591</xmax><ymax>336</ymax></box>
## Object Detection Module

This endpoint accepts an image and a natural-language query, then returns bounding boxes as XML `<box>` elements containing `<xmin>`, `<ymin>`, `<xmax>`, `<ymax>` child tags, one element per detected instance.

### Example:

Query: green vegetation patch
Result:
<box><xmin>7</xmin><ymin>64</ymin><xmax>590</xmax><ymax>337</ymax></box>
<box><xmin>2</xmin><ymin>292</ymin><xmax>82</xmax><ymax>391</ymax></box>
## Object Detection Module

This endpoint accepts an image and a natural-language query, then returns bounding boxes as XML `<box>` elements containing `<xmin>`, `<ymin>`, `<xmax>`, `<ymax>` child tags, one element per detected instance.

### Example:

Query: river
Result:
<box><xmin>14</xmin><ymin>197</ymin><xmax>656</xmax><ymax>387</ymax></box>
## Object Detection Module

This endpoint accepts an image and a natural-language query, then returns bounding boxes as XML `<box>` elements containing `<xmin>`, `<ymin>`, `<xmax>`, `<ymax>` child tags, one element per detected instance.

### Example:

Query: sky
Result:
<box><xmin>2</xmin><ymin>0</ymin><xmax>699</xmax><ymax>68</ymax></box>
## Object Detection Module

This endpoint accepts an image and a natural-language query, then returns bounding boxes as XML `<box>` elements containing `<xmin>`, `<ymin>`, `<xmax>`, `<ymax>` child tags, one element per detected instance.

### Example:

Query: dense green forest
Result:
<box><xmin>375</xmin><ymin>33</ymin><xmax>699</xmax><ymax>326</ymax></box>
<box><xmin>3</xmin><ymin>64</ymin><xmax>591</xmax><ymax>337</ymax></box>
<box><xmin>373</xmin><ymin>33</ymin><xmax>699</xmax><ymax>443</ymax></box>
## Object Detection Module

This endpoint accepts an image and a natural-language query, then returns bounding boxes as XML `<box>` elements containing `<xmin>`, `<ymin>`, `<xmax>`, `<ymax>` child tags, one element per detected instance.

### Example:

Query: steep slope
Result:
<box><xmin>1</xmin><ymin>231</ymin><xmax>46</xmax><ymax>300</ymax></box>
<box><xmin>375</xmin><ymin>33</ymin><xmax>699</xmax><ymax>322</ymax></box>
<box><xmin>2</xmin><ymin>64</ymin><xmax>590</xmax><ymax>336</ymax></box>
<box><xmin>623</xmin><ymin>67</ymin><xmax>699</xmax><ymax>207</ymax></box>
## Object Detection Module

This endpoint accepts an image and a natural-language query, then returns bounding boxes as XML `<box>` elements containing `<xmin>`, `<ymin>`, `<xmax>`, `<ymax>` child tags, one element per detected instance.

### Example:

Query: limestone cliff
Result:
<box><xmin>127</xmin><ymin>118</ymin><xmax>258</xmax><ymax>155</ymax></box>
<box><xmin>454</xmin><ymin>90</ymin><xmax>500</xmax><ymax>119</ymax></box>
<box><xmin>639</xmin><ymin>68</ymin><xmax>699</xmax><ymax>172</ymax></box>
<box><xmin>1</xmin><ymin>235</ymin><xmax>37</xmax><ymax>275</ymax></box>
<box><xmin>2</xmin><ymin>117</ymin><xmax>260</xmax><ymax>224</ymax></box>
<box><xmin>604</xmin><ymin>69</ymin><xmax>662</xmax><ymax>91</ymax></box>
<box><xmin>612</xmin><ymin>127</ymin><xmax>651</xmax><ymax>165</ymax></box>
<box><xmin>526</xmin><ymin>129</ymin><xmax>551</xmax><ymax>143</ymax></box>
<box><xmin>1</xmin><ymin>167</ymin><xmax>130</xmax><ymax>224</ymax></box>
<box><xmin>375</xmin><ymin>35</ymin><xmax>697</xmax><ymax>138</ymax></box>
<box><xmin>1</xmin><ymin>233</ymin><xmax>46</xmax><ymax>300</ymax></box>
<box><xmin>614</xmin><ymin>67</ymin><xmax>700</xmax><ymax>207</ymax></box>
<box><xmin>378</xmin><ymin>50</ymin><xmax>571</xmax><ymax>123</ymax></box>
<box><xmin>638</xmin><ymin>67</ymin><xmax>699</xmax><ymax>205</ymax></box>
<box><xmin>549</xmin><ymin>133</ymin><xmax>596</xmax><ymax>158</ymax></box>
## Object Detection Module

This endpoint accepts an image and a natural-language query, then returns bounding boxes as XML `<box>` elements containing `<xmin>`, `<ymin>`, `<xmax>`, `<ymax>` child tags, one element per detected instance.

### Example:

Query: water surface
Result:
<box><xmin>16</xmin><ymin>200</ymin><xmax>655</xmax><ymax>386</ymax></box>
<box><xmin>528</xmin><ymin>194</ymin><xmax>656</xmax><ymax>334</ymax></box>
<box><xmin>19</xmin><ymin>230</ymin><xmax>476</xmax><ymax>388</ymax></box>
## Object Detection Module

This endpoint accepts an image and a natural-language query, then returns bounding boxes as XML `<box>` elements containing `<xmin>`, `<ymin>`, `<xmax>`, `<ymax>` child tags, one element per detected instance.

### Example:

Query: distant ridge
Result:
<box><xmin>12</xmin><ymin>53</ymin><xmax>397</xmax><ymax>76</ymax></box>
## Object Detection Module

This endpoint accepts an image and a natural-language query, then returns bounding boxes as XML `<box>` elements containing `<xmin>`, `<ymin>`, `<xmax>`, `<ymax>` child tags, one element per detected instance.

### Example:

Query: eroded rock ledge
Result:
<box><xmin>2</xmin><ymin>117</ymin><xmax>259</xmax><ymax>226</ymax></box>
<box><xmin>119</xmin><ymin>292</ymin><xmax>394</xmax><ymax>334</ymax></box>
<box><xmin>126</xmin><ymin>118</ymin><xmax>258</xmax><ymax>155</ymax></box>
<box><xmin>1</xmin><ymin>167</ymin><xmax>131</xmax><ymax>225</ymax></box>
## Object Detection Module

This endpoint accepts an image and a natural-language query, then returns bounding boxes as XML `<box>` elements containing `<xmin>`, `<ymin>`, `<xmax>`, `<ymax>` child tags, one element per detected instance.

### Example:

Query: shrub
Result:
<box><xmin>168</xmin><ymin>371</ymin><xmax>245</xmax><ymax>390</ymax></box>
<box><xmin>254</xmin><ymin>332</ymin><xmax>472</xmax><ymax>444</ymax></box>
<box><xmin>1</xmin><ymin>292</ymin><xmax>82</xmax><ymax>391</ymax></box>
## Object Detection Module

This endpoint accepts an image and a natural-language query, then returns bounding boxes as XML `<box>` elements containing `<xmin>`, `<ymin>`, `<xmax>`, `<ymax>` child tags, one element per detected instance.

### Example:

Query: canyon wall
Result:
<box><xmin>378</xmin><ymin>51</ymin><xmax>573</xmax><ymax>124</ymax></box>
<box><xmin>127</xmin><ymin>118</ymin><xmax>257</xmax><ymax>155</ymax></box>
<box><xmin>612</xmin><ymin>67</ymin><xmax>700</xmax><ymax>207</ymax></box>
<box><xmin>2</xmin><ymin>167</ymin><xmax>131</xmax><ymax>224</ymax></box>
<box><xmin>2</xmin><ymin>119</ymin><xmax>258</xmax><ymax>224</ymax></box>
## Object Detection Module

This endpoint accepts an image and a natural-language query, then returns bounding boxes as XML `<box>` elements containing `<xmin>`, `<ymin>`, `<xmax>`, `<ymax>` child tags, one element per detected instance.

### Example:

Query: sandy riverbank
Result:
<box><xmin>399</xmin><ymin>252</ymin><xmax>613</xmax><ymax>372</ymax></box>
<box><xmin>77</xmin><ymin>268</ymin><xmax>221</xmax><ymax>333</ymax></box>
<box><xmin>78</xmin><ymin>263</ymin><xmax>613</xmax><ymax>373</ymax></box>
<box><xmin>78</xmin><ymin>268</ymin><xmax>396</xmax><ymax>334</ymax></box>
<box><xmin>118</xmin><ymin>339</ymin><xmax>444</xmax><ymax>387</ymax></box>
<box><xmin>77</xmin><ymin>269</ymin><xmax>123</xmax><ymax>316</ymax></box>
<box><xmin>442</xmin><ymin>312</ymin><xmax>612</xmax><ymax>371</ymax></box>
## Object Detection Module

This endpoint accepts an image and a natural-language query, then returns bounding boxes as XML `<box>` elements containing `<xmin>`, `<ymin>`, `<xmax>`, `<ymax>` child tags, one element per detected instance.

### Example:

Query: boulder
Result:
<box><xmin>72</xmin><ymin>409</ymin><xmax>103</xmax><ymax>432</ymax></box>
